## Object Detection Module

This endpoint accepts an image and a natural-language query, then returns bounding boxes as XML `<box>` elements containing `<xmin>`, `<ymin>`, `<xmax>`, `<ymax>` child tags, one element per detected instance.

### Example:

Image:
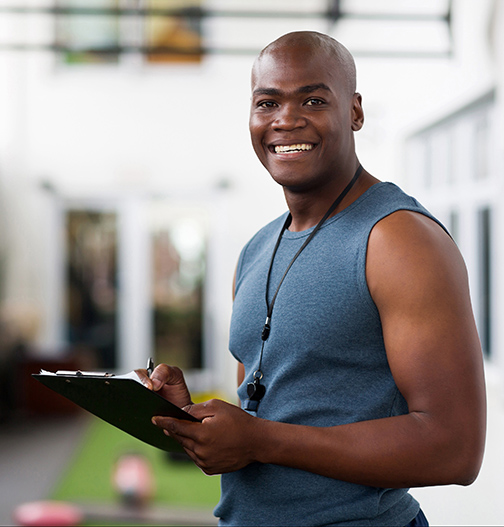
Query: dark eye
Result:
<box><xmin>306</xmin><ymin>98</ymin><xmax>325</xmax><ymax>106</ymax></box>
<box><xmin>257</xmin><ymin>100</ymin><xmax>277</xmax><ymax>109</ymax></box>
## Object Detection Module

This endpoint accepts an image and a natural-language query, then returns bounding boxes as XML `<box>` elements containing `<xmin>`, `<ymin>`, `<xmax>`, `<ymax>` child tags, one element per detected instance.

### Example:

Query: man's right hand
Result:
<box><xmin>135</xmin><ymin>364</ymin><xmax>192</xmax><ymax>409</ymax></box>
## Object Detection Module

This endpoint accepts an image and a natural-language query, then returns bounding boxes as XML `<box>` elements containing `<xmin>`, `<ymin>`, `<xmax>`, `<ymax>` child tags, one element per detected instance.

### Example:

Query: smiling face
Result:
<box><xmin>249</xmin><ymin>34</ymin><xmax>364</xmax><ymax>194</ymax></box>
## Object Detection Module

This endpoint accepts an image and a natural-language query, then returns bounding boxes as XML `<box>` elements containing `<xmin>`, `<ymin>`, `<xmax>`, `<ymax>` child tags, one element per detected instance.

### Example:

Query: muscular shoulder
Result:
<box><xmin>366</xmin><ymin>210</ymin><xmax>468</xmax><ymax>311</ymax></box>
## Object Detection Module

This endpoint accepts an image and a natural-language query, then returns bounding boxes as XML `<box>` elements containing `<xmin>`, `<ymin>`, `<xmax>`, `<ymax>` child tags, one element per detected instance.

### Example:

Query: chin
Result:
<box><xmin>269</xmin><ymin>169</ymin><xmax>327</xmax><ymax>193</ymax></box>
<box><xmin>273</xmin><ymin>178</ymin><xmax>317</xmax><ymax>194</ymax></box>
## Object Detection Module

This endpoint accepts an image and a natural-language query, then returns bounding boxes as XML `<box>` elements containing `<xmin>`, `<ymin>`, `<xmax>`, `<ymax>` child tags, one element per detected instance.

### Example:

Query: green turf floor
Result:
<box><xmin>50</xmin><ymin>414</ymin><xmax>221</xmax><ymax>508</ymax></box>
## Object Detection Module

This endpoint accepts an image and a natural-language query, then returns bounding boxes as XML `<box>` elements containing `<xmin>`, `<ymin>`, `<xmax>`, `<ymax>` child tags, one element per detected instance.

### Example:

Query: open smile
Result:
<box><xmin>270</xmin><ymin>143</ymin><xmax>316</xmax><ymax>154</ymax></box>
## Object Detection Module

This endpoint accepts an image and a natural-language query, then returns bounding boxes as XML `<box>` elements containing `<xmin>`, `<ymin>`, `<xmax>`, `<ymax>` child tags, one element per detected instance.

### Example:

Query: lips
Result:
<box><xmin>271</xmin><ymin>143</ymin><xmax>315</xmax><ymax>154</ymax></box>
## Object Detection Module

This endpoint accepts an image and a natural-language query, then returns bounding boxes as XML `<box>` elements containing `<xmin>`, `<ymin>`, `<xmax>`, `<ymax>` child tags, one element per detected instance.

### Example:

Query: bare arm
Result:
<box><xmin>237</xmin><ymin>362</ymin><xmax>245</xmax><ymax>387</ymax></box>
<box><xmin>251</xmin><ymin>211</ymin><xmax>485</xmax><ymax>486</ymax></box>
<box><xmin>153</xmin><ymin>211</ymin><xmax>486</xmax><ymax>487</ymax></box>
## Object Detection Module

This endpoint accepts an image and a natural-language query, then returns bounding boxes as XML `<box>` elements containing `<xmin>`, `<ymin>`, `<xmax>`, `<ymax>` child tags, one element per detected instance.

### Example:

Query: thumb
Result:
<box><xmin>134</xmin><ymin>369</ymin><xmax>153</xmax><ymax>390</ymax></box>
<box><xmin>183</xmin><ymin>399</ymin><xmax>221</xmax><ymax>420</ymax></box>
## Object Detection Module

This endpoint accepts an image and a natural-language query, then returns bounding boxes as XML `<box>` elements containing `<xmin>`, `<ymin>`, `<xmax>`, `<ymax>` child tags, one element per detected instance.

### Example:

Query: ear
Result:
<box><xmin>351</xmin><ymin>93</ymin><xmax>364</xmax><ymax>131</ymax></box>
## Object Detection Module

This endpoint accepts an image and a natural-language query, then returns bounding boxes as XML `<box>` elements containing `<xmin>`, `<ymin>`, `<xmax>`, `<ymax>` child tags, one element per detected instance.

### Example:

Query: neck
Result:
<box><xmin>284</xmin><ymin>166</ymin><xmax>375</xmax><ymax>233</ymax></box>
<box><xmin>285</xmin><ymin>194</ymin><xmax>336</xmax><ymax>233</ymax></box>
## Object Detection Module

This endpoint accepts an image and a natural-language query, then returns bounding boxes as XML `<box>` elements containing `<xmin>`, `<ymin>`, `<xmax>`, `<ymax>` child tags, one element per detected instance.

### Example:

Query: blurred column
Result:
<box><xmin>117</xmin><ymin>196</ymin><xmax>152</xmax><ymax>372</ymax></box>
<box><xmin>204</xmin><ymin>184</ymin><xmax>236</xmax><ymax>397</ymax></box>
<box><xmin>41</xmin><ymin>189</ymin><xmax>65</xmax><ymax>353</ymax></box>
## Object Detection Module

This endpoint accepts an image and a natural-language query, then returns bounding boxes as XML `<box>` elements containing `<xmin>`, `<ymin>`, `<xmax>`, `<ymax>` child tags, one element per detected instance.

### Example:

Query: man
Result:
<box><xmin>141</xmin><ymin>31</ymin><xmax>486</xmax><ymax>526</ymax></box>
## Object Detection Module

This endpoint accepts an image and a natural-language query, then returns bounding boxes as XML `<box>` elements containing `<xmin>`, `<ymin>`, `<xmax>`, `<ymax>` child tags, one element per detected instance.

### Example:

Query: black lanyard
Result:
<box><xmin>245</xmin><ymin>164</ymin><xmax>364</xmax><ymax>412</ymax></box>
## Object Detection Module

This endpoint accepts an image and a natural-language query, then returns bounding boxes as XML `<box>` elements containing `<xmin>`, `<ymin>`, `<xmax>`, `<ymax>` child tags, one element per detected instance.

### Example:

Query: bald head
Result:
<box><xmin>253</xmin><ymin>31</ymin><xmax>357</xmax><ymax>98</ymax></box>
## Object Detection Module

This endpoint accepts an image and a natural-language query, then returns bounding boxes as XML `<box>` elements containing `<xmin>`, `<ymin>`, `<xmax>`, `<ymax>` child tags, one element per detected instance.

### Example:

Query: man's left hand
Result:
<box><xmin>152</xmin><ymin>399</ymin><xmax>258</xmax><ymax>475</ymax></box>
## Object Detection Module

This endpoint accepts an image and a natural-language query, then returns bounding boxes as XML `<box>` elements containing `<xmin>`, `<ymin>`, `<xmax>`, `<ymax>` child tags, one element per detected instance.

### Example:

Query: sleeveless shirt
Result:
<box><xmin>215</xmin><ymin>182</ymin><xmax>445</xmax><ymax>526</ymax></box>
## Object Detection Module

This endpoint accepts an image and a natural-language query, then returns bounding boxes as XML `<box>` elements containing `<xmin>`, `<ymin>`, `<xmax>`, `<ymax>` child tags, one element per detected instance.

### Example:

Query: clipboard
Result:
<box><xmin>32</xmin><ymin>369</ymin><xmax>199</xmax><ymax>453</ymax></box>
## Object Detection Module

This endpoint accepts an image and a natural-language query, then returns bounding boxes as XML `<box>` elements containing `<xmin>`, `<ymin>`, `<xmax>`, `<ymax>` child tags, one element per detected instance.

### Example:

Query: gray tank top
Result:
<box><xmin>216</xmin><ymin>182</ymin><xmax>445</xmax><ymax>526</ymax></box>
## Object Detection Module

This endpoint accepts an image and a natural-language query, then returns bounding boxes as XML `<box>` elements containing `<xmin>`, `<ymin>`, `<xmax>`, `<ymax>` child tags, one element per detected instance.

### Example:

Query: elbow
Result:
<box><xmin>453</xmin><ymin>443</ymin><xmax>485</xmax><ymax>487</ymax></box>
<box><xmin>424</xmin><ymin>441</ymin><xmax>484</xmax><ymax>487</ymax></box>
<box><xmin>416</xmin><ymin>411</ymin><xmax>486</xmax><ymax>487</ymax></box>
<box><xmin>423</xmin><ymin>387</ymin><xmax>487</xmax><ymax>487</ymax></box>
<box><xmin>454</xmin><ymin>409</ymin><xmax>487</xmax><ymax>486</ymax></box>
<box><xmin>451</xmin><ymin>460</ymin><xmax>482</xmax><ymax>487</ymax></box>
<box><xmin>442</xmin><ymin>425</ymin><xmax>486</xmax><ymax>487</ymax></box>
<box><xmin>452</xmin><ymin>454</ymin><xmax>482</xmax><ymax>486</ymax></box>
<box><xmin>458</xmin><ymin>472</ymin><xmax>479</xmax><ymax>487</ymax></box>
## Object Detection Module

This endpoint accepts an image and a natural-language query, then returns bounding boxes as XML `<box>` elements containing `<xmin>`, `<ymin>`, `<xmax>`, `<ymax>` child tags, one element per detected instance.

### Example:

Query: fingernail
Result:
<box><xmin>152</xmin><ymin>417</ymin><xmax>158</xmax><ymax>425</ymax></box>
<box><xmin>152</xmin><ymin>379</ymin><xmax>162</xmax><ymax>391</ymax></box>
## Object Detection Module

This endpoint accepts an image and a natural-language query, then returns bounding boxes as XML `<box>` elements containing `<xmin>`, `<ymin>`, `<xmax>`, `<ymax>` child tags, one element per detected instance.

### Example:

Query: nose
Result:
<box><xmin>273</xmin><ymin>103</ymin><xmax>307</xmax><ymax>130</ymax></box>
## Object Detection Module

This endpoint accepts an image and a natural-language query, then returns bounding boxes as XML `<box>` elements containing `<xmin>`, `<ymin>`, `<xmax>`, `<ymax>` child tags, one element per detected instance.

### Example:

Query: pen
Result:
<box><xmin>147</xmin><ymin>357</ymin><xmax>154</xmax><ymax>377</ymax></box>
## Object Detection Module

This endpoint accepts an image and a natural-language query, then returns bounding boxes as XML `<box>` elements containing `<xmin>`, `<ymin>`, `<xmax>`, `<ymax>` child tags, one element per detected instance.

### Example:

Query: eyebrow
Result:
<box><xmin>252</xmin><ymin>83</ymin><xmax>332</xmax><ymax>97</ymax></box>
<box><xmin>297</xmin><ymin>83</ymin><xmax>332</xmax><ymax>94</ymax></box>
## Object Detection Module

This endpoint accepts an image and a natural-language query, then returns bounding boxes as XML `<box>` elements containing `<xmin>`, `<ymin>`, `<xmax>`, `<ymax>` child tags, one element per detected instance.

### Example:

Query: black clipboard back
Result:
<box><xmin>32</xmin><ymin>370</ymin><xmax>199</xmax><ymax>453</ymax></box>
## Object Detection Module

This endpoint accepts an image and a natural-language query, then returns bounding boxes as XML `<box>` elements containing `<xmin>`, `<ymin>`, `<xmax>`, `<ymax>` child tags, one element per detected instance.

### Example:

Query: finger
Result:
<box><xmin>182</xmin><ymin>447</ymin><xmax>202</xmax><ymax>467</ymax></box>
<box><xmin>183</xmin><ymin>405</ymin><xmax>211</xmax><ymax>422</ymax></box>
<box><xmin>153</xmin><ymin>420</ymin><xmax>198</xmax><ymax>456</ymax></box>
<box><xmin>150</xmin><ymin>364</ymin><xmax>185</xmax><ymax>392</ymax></box>
<box><xmin>152</xmin><ymin>416</ymin><xmax>199</xmax><ymax>441</ymax></box>
<box><xmin>155</xmin><ymin>419</ymin><xmax>201</xmax><ymax>455</ymax></box>
<box><xmin>134</xmin><ymin>369</ymin><xmax>153</xmax><ymax>390</ymax></box>
<box><xmin>182</xmin><ymin>399</ymin><xmax>220</xmax><ymax>420</ymax></box>
<box><xmin>165</xmin><ymin>428</ymin><xmax>198</xmax><ymax>454</ymax></box>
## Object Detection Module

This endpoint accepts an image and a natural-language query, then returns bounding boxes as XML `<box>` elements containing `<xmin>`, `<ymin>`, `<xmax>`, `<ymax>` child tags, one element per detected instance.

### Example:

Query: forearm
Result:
<box><xmin>252</xmin><ymin>411</ymin><xmax>483</xmax><ymax>488</ymax></box>
<box><xmin>153</xmin><ymin>393</ymin><xmax>484</xmax><ymax>485</ymax></box>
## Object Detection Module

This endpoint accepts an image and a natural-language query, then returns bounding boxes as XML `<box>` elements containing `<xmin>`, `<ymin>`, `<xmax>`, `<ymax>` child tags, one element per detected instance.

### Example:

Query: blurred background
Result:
<box><xmin>0</xmin><ymin>0</ymin><xmax>503</xmax><ymax>525</ymax></box>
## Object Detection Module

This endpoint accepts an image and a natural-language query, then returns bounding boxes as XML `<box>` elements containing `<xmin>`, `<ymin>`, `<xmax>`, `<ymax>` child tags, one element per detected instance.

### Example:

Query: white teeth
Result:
<box><xmin>274</xmin><ymin>144</ymin><xmax>313</xmax><ymax>153</ymax></box>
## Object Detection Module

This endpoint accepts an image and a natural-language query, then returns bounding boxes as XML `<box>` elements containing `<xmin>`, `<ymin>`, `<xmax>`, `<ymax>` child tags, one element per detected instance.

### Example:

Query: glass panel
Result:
<box><xmin>151</xmin><ymin>207</ymin><xmax>206</xmax><ymax>369</ymax></box>
<box><xmin>66</xmin><ymin>211</ymin><xmax>118</xmax><ymax>368</ymax></box>
<box><xmin>446</xmin><ymin>127</ymin><xmax>454</xmax><ymax>185</ymax></box>
<box><xmin>448</xmin><ymin>209</ymin><xmax>459</xmax><ymax>244</ymax></box>
<box><xmin>56</xmin><ymin>0</ymin><xmax>120</xmax><ymax>64</ymax></box>
<box><xmin>477</xmin><ymin>207</ymin><xmax>491</xmax><ymax>357</ymax></box>
<box><xmin>474</xmin><ymin>114</ymin><xmax>489</xmax><ymax>180</ymax></box>
<box><xmin>145</xmin><ymin>0</ymin><xmax>202</xmax><ymax>63</ymax></box>
<box><xmin>424</xmin><ymin>135</ymin><xmax>433</xmax><ymax>189</ymax></box>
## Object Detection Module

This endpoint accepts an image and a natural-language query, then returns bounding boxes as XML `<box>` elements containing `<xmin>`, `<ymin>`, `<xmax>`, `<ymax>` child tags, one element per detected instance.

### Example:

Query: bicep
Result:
<box><xmin>367</xmin><ymin>211</ymin><xmax>485</xmax><ymax>441</ymax></box>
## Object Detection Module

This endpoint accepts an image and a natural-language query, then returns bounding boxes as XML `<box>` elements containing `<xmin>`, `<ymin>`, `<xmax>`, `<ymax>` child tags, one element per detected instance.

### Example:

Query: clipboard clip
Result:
<box><xmin>55</xmin><ymin>370</ymin><xmax>115</xmax><ymax>377</ymax></box>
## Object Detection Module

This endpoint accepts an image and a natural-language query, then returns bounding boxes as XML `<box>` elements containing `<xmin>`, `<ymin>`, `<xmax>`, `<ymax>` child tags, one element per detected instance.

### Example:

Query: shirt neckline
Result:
<box><xmin>281</xmin><ymin>181</ymin><xmax>388</xmax><ymax>240</ymax></box>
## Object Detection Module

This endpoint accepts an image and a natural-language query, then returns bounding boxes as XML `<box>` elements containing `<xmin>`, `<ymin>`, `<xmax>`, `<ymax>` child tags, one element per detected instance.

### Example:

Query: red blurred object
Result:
<box><xmin>112</xmin><ymin>453</ymin><xmax>155</xmax><ymax>508</ymax></box>
<box><xmin>12</xmin><ymin>500</ymin><xmax>83</xmax><ymax>526</ymax></box>
<box><xmin>20</xmin><ymin>352</ymin><xmax>97</xmax><ymax>416</ymax></box>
